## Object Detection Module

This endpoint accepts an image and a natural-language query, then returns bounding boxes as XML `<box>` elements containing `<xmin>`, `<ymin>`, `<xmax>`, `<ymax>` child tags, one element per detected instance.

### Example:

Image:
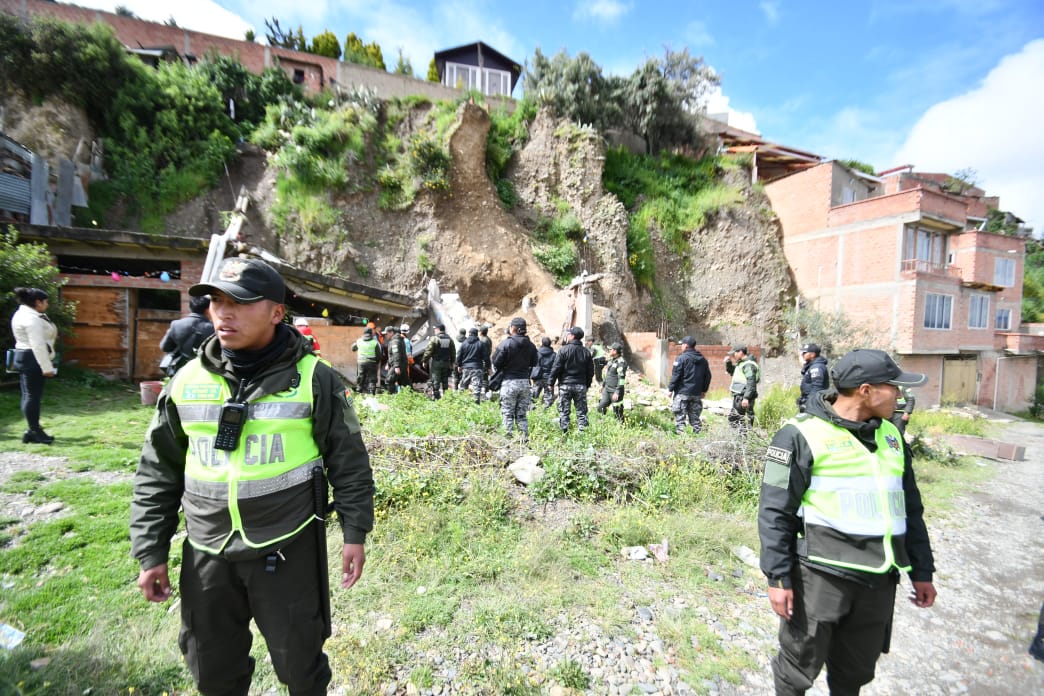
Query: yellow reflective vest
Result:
<box><xmin>171</xmin><ymin>355</ymin><xmax>322</xmax><ymax>554</ymax></box>
<box><xmin>792</xmin><ymin>415</ymin><xmax>912</xmax><ymax>574</ymax></box>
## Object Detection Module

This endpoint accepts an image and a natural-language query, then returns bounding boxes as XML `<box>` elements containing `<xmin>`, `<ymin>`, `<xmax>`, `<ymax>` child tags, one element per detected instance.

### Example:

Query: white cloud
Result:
<box><xmin>759</xmin><ymin>1</ymin><xmax>781</xmax><ymax>25</ymax></box>
<box><xmin>683</xmin><ymin>21</ymin><xmax>715</xmax><ymax>48</ymax></box>
<box><xmin>704</xmin><ymin>87</ymin><xmax>759</xmax><ymax>135</ymax></box>
<box><xmin>70</xmin><ymin>0</ymin><xmax>254</xmax><ymax>39</ymax></box>
<box><xmin>573</xmin><ymin>0</ymin><xmax>632</xmax><ymax>23</ymax></box>
<box><xmin>894</xmin><ymin>39</ymin><xmax>1044</xmax><ymax>232</ymax></box>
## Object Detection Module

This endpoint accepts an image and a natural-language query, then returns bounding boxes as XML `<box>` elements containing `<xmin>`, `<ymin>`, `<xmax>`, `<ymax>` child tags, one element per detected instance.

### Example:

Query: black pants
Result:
<box><xmin>18</xmin><ymin>352</ymin><xmax>46</xmax><ymax>431</ymax></box>
<box><xmin>728</xmin><ymin>393</ymin><xmax>756</xmax><ymax>430</ymax></box>
<box><xmin>357</xmin><ymin>362</ymin><xmax>378</xmax><ymax>395</ymax></box>
<box><xmin>178</xmin><ymin>532</ymin><xmax>331</xmax><ymax>696</ymax></box>
<box><xmin>773</xmin><ymin>564</ymin><xmax>897</xmax><ymax>696</ymax></box>
<box><xmin>597</xmin><ymin>387</ymin><xmax>624</xmax><ymax>421</ymax></box>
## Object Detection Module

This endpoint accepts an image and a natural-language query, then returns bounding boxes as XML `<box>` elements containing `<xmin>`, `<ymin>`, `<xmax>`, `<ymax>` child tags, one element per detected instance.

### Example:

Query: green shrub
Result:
<box><xmin>410</xmin><ymin>132</ymin><xmax>451</xmax><ymax>192</ymax></box>
<box><xmin>0</xmin><ymin>228</ymin><xmax>76</xmax><ymax>353</ymax></box>
<box><xmin>756</xmin><ymin>383</ymin><xmax>800</xmax><ymax>432</ymax></box>
<box><xmin>549</xmin><ymin>659</ymin><xmax>589</xmax><ymax>690</ymax></box>
<box><xmin>531</xmin><ymin>210</ymin><xmax>583</xmax><ymax>284</ymax></box>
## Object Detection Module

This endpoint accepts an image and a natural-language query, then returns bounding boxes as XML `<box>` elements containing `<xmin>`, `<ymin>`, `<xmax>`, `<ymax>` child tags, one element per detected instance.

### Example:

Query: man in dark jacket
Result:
<box><xmin>421</xmin><ymin>323</ymin><xmax>456</xmax><ymax>400</ymax></box>
<box><xmin>668</xmin><ymin>336</ymin><xmax>711</xmax><ymax>434</ymax></box>
<box><xmin>159</xmin><ymin>295</ymin><xmax>214</xmax><ymax>376</ymax></box>
<box><xmin>548</xmin><ymin>326</ymin><xmax>595</xmax><ymax>433</ymax></box>
<box><xmin>797</xmin><ymin>343</ymin><xmax>830</xmax><ymax>412</ymax></box>
<box><xmin>131</xmin><ymin>257</ymin><xmax>374</xmax><ymax>696</ymax></box>
<box><xmin>758</xmin><ymin>349</ymin><xmax>935</xmax><ymax>696</ymax></box>
<box><xmin>491</xmin><ymin>317</ymin><xmax>538</xmax><ymax>442</ymax></box>
<box><xmin>596</xmin><ymin>342</ymin><xmax>628</xmax><ymax>422</ymax></box>
<box><xmin>478</xmin><ymin>325</ymin><xmax>494</xmax><ymax>394</ymax></box>
<box><xmin>455</xmin><ymin>327</ymin><xmax>490</xmax><ymax>404</ymax></box>
<box><xmin>383</xmin><ymin>326</ymin><xmax>409</xmax><ymax>394</ymax></box>
<box><xmin>531</xmin><ymin>336</ymin><xmax>557</xmax><ymax>408</ymax></box>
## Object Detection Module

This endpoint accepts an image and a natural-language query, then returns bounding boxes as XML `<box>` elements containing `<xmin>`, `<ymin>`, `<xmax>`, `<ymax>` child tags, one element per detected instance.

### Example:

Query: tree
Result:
<box><xmin>427</xmin><ymin>58</ymin><xmax>439</xmax><ymax>82</ymax></box>
<box><xmin>114</xmin><ymin>5</ymin><xmax>135</xmax><ymax>18</ymax></box>
<box><xmin>394</xmin><ymin>49</ymin><xmax>413</xmax><ymax>77</ymax></box>
<box><xmin>840</xmin><ymin>159</ymin><xmax>875</xmax><ymax>175</ymax></box>
<box><xmin>344</xmin><ymin>32</ymin><xmax>386</xmax><ymax>70</ymax></box>
<box><xmin>310</xmin><ymin>30</ymin><xmax>341</xmax><ymax>59</ymax></box>
<box><xmin>942</xmin><ymin>167</ymin><xmax>978</xmax><ymax>195</ymax></box>
<box><xmin>245</xmin><ymin>29</ymin><xmax>255</xmax><ymax>42</ymax></box>
<box><xmin>264</xmin><ymin>17</ymin><xmax>297</xmax><ymax>49</ymax></box>
<box><xmin>0</xmin><ymin>227</ymin><xmax>75</xmax><ymax>354</ymax></box>
<box><xmin>164</xmin><ymin>16</ymin><xmax>178</xmax><ymax>28</ymax></box>
<box><xmin>523</xmin><ymin>48</ymin><xmax>618</xmax><ymax>131</ymax></box>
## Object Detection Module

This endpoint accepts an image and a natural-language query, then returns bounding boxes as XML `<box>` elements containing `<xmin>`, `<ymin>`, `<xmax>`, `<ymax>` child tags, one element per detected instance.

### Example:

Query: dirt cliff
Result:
<box><xmin>5</xmin><ymin>94</ymin><xmax>795</xmax><ymax>349</ymax></box>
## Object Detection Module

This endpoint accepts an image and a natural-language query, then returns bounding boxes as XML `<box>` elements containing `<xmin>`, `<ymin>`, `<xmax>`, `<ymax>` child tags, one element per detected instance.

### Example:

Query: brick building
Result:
<box><xmin>765</xmin><ymin>161</ymin><xmax>1042</xmax><ymax>411</ymax></box>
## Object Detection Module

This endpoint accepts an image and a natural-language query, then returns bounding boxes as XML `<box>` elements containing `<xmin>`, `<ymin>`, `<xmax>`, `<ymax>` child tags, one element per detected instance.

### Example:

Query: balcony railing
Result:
<box><xmin>901</xmin><ymin>259</ymin><xmax>963</xmax><ymax>278</ymax></box>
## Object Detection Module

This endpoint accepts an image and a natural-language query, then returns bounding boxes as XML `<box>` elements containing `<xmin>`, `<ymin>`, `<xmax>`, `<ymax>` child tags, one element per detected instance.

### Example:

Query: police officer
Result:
<box><xmin>531</xmin><ymin>336</ymin><xmax>557</xmax><ymax>408</ymax></box>
<box><xmin>456</xmin><ymin>327</ymin><xmax>490</xmax><ymax>404</ymax></box>
<box><xmin>668</xmin><ymin>336</ymin><xmax>711</xmax><ymax>434</ymax></box>
<box><xmin>130</xmin><ymin>256</ymin><xmax>374</xmax><ymax>696</ymax></box>
<box><xmin>352</xmin><ymin>327</ymin><xmax>382</xmax><ymax>395</ymax></box>
<box><xmin>891</xmin><ymin>386</ymin><xmax>916</xmax><ymax>435</ymax></box>
<box><xmin>159</xmin><ymin>295</ymin><xmax>214</xmax><ymax>377</ymax></box>
<box><xmin>478</xmin><ymin>325</ymin><xmax>494</xmax><ymax>394</ymax></box>
<box><xmin>596</xmin><ymin>342</ymin><xmax>628</xmax><ymax>422</ymax></box>
<box><xmin>726</xmin><ymin>345</ymin><xmax>760</xmax><ymax>432</ymax></box>
<box><xmin>383</xmin><ymin>326</ymin><xmax>409</xmax><ymax>394</ymax></box>
<box><xmin>797</xmin><ymin>343</ymin><xmax>829</xmax><ymax>413</ymax></box>
<box><xmin>585</xmin><ymin>336</ymin><xmax>607</xmax><ymax>384</ymax></box>
<box><xmin>422</xmin><ymin>323</ymin><xmax>456</xmax><ymax>400</ymax></box>
<box><xmin>758</xmin><ymin>349</ymin><xmax>935</xmax><ymax>696</ymax></box>
<box><xmin>491</xmin><ymin>317</ymin><xmax>538</xmax><ymax>442</ymax></box>
<box><xmin>548</xmin><ymin>327</ymin><xmax>595</xmax><ymax>433</ymax></box>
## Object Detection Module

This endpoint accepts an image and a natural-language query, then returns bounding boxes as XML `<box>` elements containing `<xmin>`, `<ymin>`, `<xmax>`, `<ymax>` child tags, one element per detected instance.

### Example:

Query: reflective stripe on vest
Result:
<box><xmin>355</xmin><ymin>337</ymin><xmax>379</xmax><ymax>361</ymax></box>
<box><xmin>730</xmin><ymin>358</ymin><xmax>759</xmax><ymax>393</ymax></box>
<box><xmin>171</xmin><ymin>355</ymin><xmax>322</xmax><ymax>553</ymax></box>
<box><xmin>792</xmin><ymin>415</ymin><xmax>911</xmax><ymax>574</ymax></box>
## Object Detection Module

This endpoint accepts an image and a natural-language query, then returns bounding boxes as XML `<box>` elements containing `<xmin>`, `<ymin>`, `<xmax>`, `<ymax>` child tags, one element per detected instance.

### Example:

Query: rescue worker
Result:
<box><xmin>477</xmin><ymin>325</ymin><xmax>493</xmax><ymax>394</ymax></box>
<box><xmin>596</xmin><ymin>342</ymin><xmax>627</xmax><ymax>422</ymax></box>
<box><xmin>130</xmin><ymin>256</ymin><xmax>374</xmax><ymax>696</ymax></box>
<box><xmin>352</xmin><ymin>327</ymin><xmax>382</xmax><ymax>395</ymax></box>
<box><xmin>668</xmin><ymin>336</ymin><xmax>711</xmax><ymax>434</ymax></box>
<box><xmin>758</xmin><ymin>348</ymin><xmax>935</xmax><ymax>696</ymax></box>
<box><xmin>456</xmin><ymin>327</ymin><xmax>490</xmax><ymax>404</ymax></box>
<box><xmin>726</xmin><ymin>345</ymin><xmax>760</xmax><ymax>432</ymax></box>
<box><xmin>159</xmin><ymin>295</ymin><xmax>215</xmax><ymax>377</ymax></box>
<box><xmin>891</xmin><ymin>386</ymin><xmax>916</xmax><ymax>435</ymax></box>
<box><xmin>797</xmin><ymin>343</ymin><xmax>829</xmax><ymax>413</ymax></box>
<box><xmin>383</xmin><ymin>326</ymin><xmax>409</xmax><ymax>394</ymax></box>
<box><xmin>491</xmin><ymin>317</ymin><xmax>538</xmax><ymax>443</ymax></box>
<box><xmin>531</xmin><ymin>336</ymin><xmax>557</xmax><ymax>408</ymax></box>
<box><xmin>548</xmin><ymin>326</ymin><xmax>595</xmax><ymax>434</ymax></box>
<box><xmin>585</xmin><ymin>337</ymin><xmax>607</xmax><ymax>384</ymax></box>
<box><xmin>422</xmin><ymin>323</ymin><xmax>456</xmax><ymax>400</ymax></box>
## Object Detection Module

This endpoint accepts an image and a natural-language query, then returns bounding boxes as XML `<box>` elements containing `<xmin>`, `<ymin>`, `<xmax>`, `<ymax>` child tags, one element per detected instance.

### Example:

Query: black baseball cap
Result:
<box><xmin>569</xmin><ymin>326</ymin><xmax>585</xmax><ymax>339</ymax></box>
<box><xmin>731</xmin><ymin>344</ymin><xmax>747</xmax><ymax>353</ymax></box>
<box><xmin>679</xmin><ymin>335</ymin><xmax>697</xmax><ymax>347</ymax></box>
<box><xmin>190</xmin><ymin>257</ymin><xmax>285</xmax><ymax>304</ymax></box>
<box><xmin>801</xmin><ymin>343</ymin><xmax>821</xmax><ymax>354</ymax></box>
<box><xmin>467</xmin><ymin>327</ymin><xmax>478</xmax><ymax>336</ymax></box>
<box><xmin>510</xmin><ymin>317</ymin><xmax>527</xmax><ymax>329</ymax></box>
<box><xmin>610</xmin><ymin>342</ymin><xmax>624</xmax><ymax>352</ymax></box>
<box><xmin>831</xmin><ymin>349</ymin><xmax>927</xmax><ymax>389</ymax></box>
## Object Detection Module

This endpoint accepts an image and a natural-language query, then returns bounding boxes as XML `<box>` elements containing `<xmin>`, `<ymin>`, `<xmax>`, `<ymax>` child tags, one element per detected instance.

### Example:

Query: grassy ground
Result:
<box><xmin>0</xmin><ymin>373</ymin><xmax>996</xmax><ymax>695</ymax></box>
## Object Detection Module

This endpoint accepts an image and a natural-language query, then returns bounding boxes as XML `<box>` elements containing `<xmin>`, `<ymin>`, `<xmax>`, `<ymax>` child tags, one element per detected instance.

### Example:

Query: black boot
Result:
<box><xmin>23</xmin><ymin>429</ymin><xmax>54</xmax><ymax>445</ymax></box>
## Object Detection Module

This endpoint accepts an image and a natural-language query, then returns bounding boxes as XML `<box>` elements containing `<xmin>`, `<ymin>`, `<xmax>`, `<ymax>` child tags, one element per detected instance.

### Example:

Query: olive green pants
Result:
<box><xmin>772</xmin><ymin>564</ymin><xmax>897</xmax><ymax>696</ymax></box>
<box><xmin>178</xmin><ymin>531</ymin><xmax>331</xmax><ymax>696</ymax></box>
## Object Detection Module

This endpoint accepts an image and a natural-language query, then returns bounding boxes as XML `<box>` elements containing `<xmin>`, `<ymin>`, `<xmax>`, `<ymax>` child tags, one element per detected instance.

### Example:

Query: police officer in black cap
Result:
<box><xmin>758</xmin><ymin>349</ymin><xmax>935</xmax><ymax>695</ymax></box>
<box><xmin>797</xmin><ymin>343</ymin><xmax>830</xmax><ymax>413</ymax></box>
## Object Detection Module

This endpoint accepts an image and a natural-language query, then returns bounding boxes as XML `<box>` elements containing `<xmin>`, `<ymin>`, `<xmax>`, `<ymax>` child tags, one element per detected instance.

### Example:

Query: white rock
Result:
<box><xmin>508</xmin><ymin>455</ymin><xmax>545</xmax><ymax>485</ymax></box>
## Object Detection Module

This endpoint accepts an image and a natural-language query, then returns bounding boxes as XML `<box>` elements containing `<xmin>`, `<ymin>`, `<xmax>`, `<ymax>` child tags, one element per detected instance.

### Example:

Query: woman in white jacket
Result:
<box><xmin>10</xmin><ymin>287</ymin><xmax>58</xmax><ymax>444</ymax></box>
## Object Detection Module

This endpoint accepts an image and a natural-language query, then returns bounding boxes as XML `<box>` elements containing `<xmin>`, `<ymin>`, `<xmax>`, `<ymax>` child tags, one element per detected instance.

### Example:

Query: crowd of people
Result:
<box><xmin>10</xmin><ymin>257</ymin><xmax>944</xmax><ymax>696</ymax></box>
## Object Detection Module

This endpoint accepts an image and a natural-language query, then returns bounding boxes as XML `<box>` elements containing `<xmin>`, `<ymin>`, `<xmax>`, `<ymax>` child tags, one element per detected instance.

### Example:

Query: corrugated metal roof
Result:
<box><xmin>0</xmin><ymin>173</ymin><xmax>31</xmax><ymax>215</ymax></box>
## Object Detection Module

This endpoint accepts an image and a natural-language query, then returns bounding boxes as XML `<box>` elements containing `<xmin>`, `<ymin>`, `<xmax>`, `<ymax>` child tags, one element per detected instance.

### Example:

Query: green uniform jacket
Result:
<box><xmin>757</xmin><ymin>389</ymin><xmax>934</xmax><ymax>590</ymax></box>
<box><xmin>603</xmin><ymin>356</ymin><xmax>626</xmax><ymax>396</ymax></box>
<box><xmin>130</xmin><ymin>330</ymin><xmax>374</xmax><ymax>571</ymax></box>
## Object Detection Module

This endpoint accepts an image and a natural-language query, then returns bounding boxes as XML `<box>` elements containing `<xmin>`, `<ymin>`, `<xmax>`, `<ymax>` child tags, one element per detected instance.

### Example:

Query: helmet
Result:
<box><xmin>293</xmin><ymin>317</ymin><xmax>309</xmax><ymax>327</ymax></box>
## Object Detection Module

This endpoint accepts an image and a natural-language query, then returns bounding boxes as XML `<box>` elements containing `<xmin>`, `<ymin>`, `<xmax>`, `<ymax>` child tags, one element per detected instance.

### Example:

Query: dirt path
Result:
<box><xmin>727</xmin><ymin>417</ymin><xmax>1044</xmax><ymax>695</ymax></box>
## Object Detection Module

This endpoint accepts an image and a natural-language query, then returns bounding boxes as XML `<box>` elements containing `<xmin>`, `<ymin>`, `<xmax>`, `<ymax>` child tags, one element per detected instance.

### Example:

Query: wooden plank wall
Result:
<box><xmin>63</xmin><ymin>287</ymin><xmax>128</xmax><ymax>375</ymax></box>
<box><xmin>136</xmin><ymin>308</ymin><xmax>179</xmax><ymax>379</ymax></box>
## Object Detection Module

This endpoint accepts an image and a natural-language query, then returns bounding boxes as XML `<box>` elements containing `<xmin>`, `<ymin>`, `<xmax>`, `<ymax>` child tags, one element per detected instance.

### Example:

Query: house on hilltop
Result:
<box><xmin>765</xmin><ymin>160</ymin><xmax>1041</xmax><ymax>411</ymax></box>
<box><xmin>433</xmin><ymin>42</ymin><xmax>522</xmax><ymax>98</ymax></box>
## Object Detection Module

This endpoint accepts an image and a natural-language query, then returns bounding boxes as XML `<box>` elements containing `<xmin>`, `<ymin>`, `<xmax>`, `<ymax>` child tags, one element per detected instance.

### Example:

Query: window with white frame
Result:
<box><xmin>995</xmin><ymin>308</ymin><xmax>1012</xmax><ymax>330</ymax></box>
<box><xmin>968</xmin><ymin>294</ymin><xmax>990</xmax><ymax>329</ymax></box>
<box><xmin>443</xmin><ymin>62</ymin><xmax>511</xmax><ymax>96</ymax></box>
<box><xmin>483</xmin><ymin>68</ymin><xmax>511</xmax><ymax>96</ymax></box>
<box><xmin>994</xmin><ymin>256</ymin><xmax>1016</xmax><ymax>287</ymax></box>
<box><xmin>902</xmin><ymin>225</ymin><xmax>948</xmax><ymax>269</ymax></box>
<box><xmin>924</xmin><ymin>293</ymin><xmax>952</xmax><ymax>330</ymax></box>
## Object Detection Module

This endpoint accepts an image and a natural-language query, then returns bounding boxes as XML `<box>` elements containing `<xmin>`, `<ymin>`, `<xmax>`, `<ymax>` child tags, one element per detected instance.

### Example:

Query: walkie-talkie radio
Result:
<box><xmin>214</xmin><ymin>400</ymin><xmax>248</xmax><ymax>451</ymax></box>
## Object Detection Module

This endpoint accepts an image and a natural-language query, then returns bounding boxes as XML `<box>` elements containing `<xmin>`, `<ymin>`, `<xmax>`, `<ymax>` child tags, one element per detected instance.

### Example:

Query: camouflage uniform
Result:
<box><xmin>557</xmin><ymin>384</ymin><xmax>589</xmax><ymax>431</ymax></box>
<box><xmin>500</xmin><ymin>378</ymin><xmax>533</xmax><ymax>439</ymax></box>
<box><xmin>671</xmin><ymin>394</ymin><xmax>704</xmax><ymax>434</ymax></box>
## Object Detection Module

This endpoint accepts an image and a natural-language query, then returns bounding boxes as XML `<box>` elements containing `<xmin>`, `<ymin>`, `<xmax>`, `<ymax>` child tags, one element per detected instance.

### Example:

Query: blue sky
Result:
<box><xmin>73</xmin><ymin>0</ymin><xmax>1044</xmax><ymax>230</ymax></box>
